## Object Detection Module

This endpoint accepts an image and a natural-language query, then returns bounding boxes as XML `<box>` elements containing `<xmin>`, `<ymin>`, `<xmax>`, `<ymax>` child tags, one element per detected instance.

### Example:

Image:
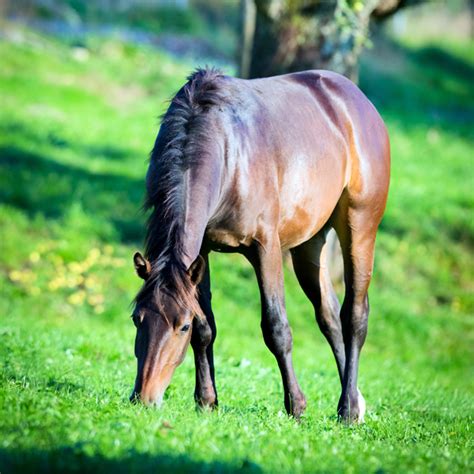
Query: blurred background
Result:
<box><xmin>0</xmin><ymin>1</ymin><xmax>473</xmax><ymax>473</ymax></box>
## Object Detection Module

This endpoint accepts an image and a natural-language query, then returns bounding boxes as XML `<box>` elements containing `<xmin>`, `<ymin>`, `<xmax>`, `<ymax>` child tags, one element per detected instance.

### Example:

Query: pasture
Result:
<box><xmin>0</xmin><ymin>23</ymin><xmax>473</xmax><ymax>473</ymax></box>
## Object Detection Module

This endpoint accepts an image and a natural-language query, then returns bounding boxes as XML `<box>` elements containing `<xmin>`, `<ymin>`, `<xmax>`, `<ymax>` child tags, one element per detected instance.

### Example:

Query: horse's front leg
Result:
<box><xmin>249</xmin><ymin>238</ymin><xmax>306</xmax><ymax>418</ymax></box>
<box><xmin>191</xmin><ymin>254</ymin><xmax>218</xmax><ymax>409</ymax></box>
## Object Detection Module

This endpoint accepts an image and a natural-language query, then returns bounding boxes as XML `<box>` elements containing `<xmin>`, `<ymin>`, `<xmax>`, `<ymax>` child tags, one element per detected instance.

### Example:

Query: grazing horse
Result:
<box><xmin>130</xmin><ymin>68</ymin><xmax>390</xmax><ymax>422</ymax></box>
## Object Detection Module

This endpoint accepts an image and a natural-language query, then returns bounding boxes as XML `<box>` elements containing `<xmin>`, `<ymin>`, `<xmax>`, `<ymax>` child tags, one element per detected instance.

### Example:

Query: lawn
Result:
<box><xmin>0</xmin><ymin>22</ymin><xmax>473</xmax><ymax>473</ymax></box>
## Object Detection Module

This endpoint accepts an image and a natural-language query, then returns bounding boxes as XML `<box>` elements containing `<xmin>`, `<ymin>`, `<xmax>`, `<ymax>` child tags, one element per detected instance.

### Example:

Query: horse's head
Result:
<box><xmin>129</xmin><ymin>252</ymin><xmax>205</xmax><ymax>406</ymax></box>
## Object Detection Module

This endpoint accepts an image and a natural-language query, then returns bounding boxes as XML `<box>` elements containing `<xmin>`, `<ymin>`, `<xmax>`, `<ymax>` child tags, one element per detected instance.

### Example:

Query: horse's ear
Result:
<box><xmin>133</xmin><ymin>252</ymin><xmax>151</xmax><ymax>280</ymax></box>
<box><xmin>187</xmin><ymin>255</ymin><xmax>206</xmax><ymax>286</ymax></box>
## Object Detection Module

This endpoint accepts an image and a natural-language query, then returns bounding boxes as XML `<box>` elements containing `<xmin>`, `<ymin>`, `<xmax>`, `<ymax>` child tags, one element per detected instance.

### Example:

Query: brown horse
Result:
<box><xmin>130</xmin><ymin>68</ymin><xmax>390</xmax><ymax>422</ymax></box>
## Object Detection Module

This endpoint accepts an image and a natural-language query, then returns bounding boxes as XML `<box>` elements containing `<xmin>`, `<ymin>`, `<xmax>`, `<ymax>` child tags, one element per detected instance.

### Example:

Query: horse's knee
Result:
<box><xmin>192</xmin><ymin>318</ymin><xmax>213</xmax><ymax>349</ymax></box>
<box><xmin>316</xmin><ymin>309</ymin><xmax>341</xmax><ymax>340</ymax></box>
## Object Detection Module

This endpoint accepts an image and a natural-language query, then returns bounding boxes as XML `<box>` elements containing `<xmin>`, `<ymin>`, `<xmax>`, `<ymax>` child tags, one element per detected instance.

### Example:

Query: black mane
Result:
<box><xmin>135</xmin><ymin>67</ymin><xmax>226</xmax><ymax>312</ymax></box>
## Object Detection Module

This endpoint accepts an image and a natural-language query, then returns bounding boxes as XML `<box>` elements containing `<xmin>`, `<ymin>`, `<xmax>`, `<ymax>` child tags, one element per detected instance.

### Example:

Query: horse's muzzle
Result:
<box><xmin>129</xmin><ymin>389</ymin><xmax>164</xmax><ymax>407</ymax></box>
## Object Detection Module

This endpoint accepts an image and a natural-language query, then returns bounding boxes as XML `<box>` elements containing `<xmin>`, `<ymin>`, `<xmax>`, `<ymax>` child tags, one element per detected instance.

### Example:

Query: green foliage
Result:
<box><xmin>0</xmin><ymin>25</ymin><xmax>473</xmax><ymax>473</ymax></box>
<box><xmin>9</xmin><ymin>0</ymin><xmax>239</xmax><ymax>58</ymax></box>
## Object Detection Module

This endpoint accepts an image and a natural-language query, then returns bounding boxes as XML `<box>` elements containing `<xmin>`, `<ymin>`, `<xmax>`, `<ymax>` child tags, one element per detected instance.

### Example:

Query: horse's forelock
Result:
<box><xmin>134</xmin><ymin>259</ymin><xmax>204</xmax><ymax>321</ymax></box>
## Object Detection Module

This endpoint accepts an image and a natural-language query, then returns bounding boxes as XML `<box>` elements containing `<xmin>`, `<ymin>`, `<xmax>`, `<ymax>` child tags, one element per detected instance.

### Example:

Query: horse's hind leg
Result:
<box><xmin>290</xmin><ymin>229</ymin><xmax>346</xmax><ymax>384</ymax></box>
<box><xmin>248</xmin><ymin>236</ymin><xmax>306</xmax><ymax>418</ymax></box>
<box><xmin>332</xmin><ymin>197</ymin><xmax>381</xmax><ymax>423</ymax></box>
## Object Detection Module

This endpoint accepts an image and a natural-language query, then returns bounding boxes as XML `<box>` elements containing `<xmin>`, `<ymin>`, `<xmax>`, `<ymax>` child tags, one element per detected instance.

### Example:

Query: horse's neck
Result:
<box><xmin>180</xmin><ymin>157</ymin><xmax>222</xmax><ymax>268</ymax></box>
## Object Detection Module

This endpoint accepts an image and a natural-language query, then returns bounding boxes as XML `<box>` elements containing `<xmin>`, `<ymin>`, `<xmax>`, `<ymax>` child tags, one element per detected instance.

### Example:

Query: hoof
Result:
<box><xmin>338</xmin><ymin>388</ymin><xmax>365</xmax><ymax>424</ymax></box>
<box><xmin>286</xmin><ymin>392</ymin><xmax>307</xmax><ymax>420</ymax></box>
<box><xmin>195</xmin><ymin>393</ymin><xmax>218</xmax><ymax>411</ymax></box>
<box><xmin>196</xmin><ymin>404</ymin><xmax>218</xmax><ymax>413</ymax></box>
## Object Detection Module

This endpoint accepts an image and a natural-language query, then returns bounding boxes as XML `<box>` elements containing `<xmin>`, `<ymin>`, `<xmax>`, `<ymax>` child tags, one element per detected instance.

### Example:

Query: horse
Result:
<box><xmin>130</xmin><ymin>67</ymin><xmax>390</xmax><ymax>422</ymax></box>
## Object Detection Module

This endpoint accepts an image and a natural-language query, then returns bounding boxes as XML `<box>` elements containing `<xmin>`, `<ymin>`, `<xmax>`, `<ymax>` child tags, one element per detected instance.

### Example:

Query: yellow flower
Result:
<box><xmin>55</xmin><ymin>263</ymin><xmax>66</xmax><ymax>275</ymax></box>
<box><xmin>37</xmin><ymin>243</ymin><xmax>50</xmax><ymax>253</ymax></box>
<box><xmin>50</xmin><ymin>275</ymin><xmax>68</xmax><ymax>290</ymax></box>
<box><xmin>49</xmin><ymin>254</ymin><xmax>63</xmax><ymax>266</ymax></box>
<box><xmin>20</xmin><ymin>270</ymin><xmax>36</xmax><ymax>283</ymax></box>
<box><xmin>84</xmin><ymin>276</ymin><xmax>98</xmax><ymax>289</ymax></box>
<box><xmin>48</xmin><ymin>279</ymin><xmax>60</xmax><ymax>291</ymax></box>
<box><xmin>104</xmin><ymin>245</ymin><xmax>114</xmax><ymax>255</ymax></box>
<box><xmin>87</xmin><ymin>293</ymin><xmax>104</xmax><ymax>306</ymax></box>
<box><xmin>82</xmin><ymin>248</ymin><xmax>101</xmax><ymax>269</ymax></box>
<box><xmin>29</xmin><ymin>252</ymin><xmax>41</xmax><ymax>263</ymax></box>
<box><xmin>68</xmin><ymin>262</ymin><xmax>83</xmax><ymax>274</ymax></box>
<box><xmin>76</xmin><ymin>275</ymin><xmax>85</xmax><ymax>286</ymax></box>
<box><xmin>68</xmin><ymin>290</ymin><xmax>86</xmax><ymax>306</ymax></box>
<box><xmin>88</xmin><ymin>248</ymin><xmax>101</xmax><ymax>262</ymax></box>
<box><xmin>9</xmin><ymin>270</ymin><xmax>22</xmax><ymax>282</ymax></box>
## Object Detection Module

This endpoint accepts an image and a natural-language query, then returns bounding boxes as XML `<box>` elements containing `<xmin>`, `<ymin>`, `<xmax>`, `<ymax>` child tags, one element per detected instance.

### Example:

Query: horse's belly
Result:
<box><xmin>278</xmin><ymin>198</ymin><xmax>338</xmax><ymax>250</ymax></box>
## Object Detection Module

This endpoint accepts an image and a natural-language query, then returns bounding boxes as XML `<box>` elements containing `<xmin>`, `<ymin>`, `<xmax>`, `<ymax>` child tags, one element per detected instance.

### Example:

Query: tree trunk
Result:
<box><xmin>240</xmin><ymin>0</ymin><xmax>257</xmax><ymax>79</ymax></box>
<box><xmin>243</xmin><ymin>0</ymin><xmax>397</xmax><ymax>81</ymax></box>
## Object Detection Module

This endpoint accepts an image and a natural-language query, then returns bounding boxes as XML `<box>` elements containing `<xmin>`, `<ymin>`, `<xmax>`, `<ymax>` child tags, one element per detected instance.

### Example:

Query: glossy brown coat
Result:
<box><xmin>131</xmin><ymin>68</ymin><xmax>390</xmax><ymax>422</ymax></box>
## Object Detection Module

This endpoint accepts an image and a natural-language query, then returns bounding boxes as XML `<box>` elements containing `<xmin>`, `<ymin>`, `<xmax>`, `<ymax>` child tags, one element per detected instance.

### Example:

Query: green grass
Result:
<box><xmin>1</xmin><ymin>24</ymin><xmax>473</xmax><ymax>473</ymax></box>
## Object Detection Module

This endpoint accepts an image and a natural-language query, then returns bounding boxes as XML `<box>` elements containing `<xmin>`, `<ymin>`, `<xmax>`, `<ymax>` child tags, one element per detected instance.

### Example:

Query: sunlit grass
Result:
<box><xmin>0</xmin><ymin>25</ymin><xmax>473</xmax><ymax>473</ymax></box>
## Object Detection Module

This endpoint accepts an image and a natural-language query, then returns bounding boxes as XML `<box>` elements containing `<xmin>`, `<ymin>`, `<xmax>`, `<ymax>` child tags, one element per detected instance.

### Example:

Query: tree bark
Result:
<box><xmin>242</xmin><ymin>0</ymin><xmax>405</xmax><ymax>81</ymax></box>
<box><xmin>240</xmin><ymin>0</ymin><xmax>257</xmax><ymax>79</ymax></box>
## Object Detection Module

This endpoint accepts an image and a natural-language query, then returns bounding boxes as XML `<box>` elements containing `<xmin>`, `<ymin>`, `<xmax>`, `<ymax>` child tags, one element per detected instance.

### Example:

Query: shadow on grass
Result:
<box><xmin>0</xmin><ymin>145</ymin><xmax>145</xmax><ymax>244</ymax></box>
<box><xmin>360</xmin><ymin>37</ymin><xmax>474</xmax><ymax>134</ymax></box>
<box><xmin>409</xmin><ymin>45</ymin><xmax>474</xmax><ymax>84</ymax></box>
<box><xmin>0</xmin><ymin>447</ymin><xmax>262</xmax><ymax>474</ymax></box>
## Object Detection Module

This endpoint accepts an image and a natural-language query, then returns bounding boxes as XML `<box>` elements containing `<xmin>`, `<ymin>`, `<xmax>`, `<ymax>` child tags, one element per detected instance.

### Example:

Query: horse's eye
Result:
<box><xmin>132</xmin><ymin>313</ymin><xmax>142</xmax><ymax>328</ymax></box>
<box><xmin>180</xmin><ymin>324</ymin><xmax>191</xmax><ymax>333</ymax></box>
